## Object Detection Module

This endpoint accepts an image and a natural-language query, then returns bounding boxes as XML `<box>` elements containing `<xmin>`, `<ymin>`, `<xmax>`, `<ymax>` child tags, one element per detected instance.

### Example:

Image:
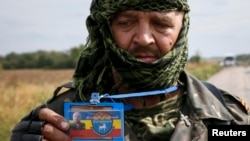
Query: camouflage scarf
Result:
<box><xmin>73</xmin><ymin>0</ymin><xmax>190</xmax><ymax>101</ymax></box>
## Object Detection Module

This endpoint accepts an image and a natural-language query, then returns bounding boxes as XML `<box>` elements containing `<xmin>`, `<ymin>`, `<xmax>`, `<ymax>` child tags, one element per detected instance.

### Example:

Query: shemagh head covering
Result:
<box><xmin>73</xmin><ymin>0</ymin><xmax>190</xmax><ymax>101</ymax></box>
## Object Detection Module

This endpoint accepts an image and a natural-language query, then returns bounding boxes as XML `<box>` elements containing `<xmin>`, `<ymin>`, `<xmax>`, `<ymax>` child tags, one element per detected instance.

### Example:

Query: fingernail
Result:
<box><xmin>43</xmin><ymin>124</ymin><xmax>52</xmax><ymax>132</ymax></box>
<box><xmin>61</xmin><ymin>121</ymin><xmax>69</xmax><ymax>129</ymax></box>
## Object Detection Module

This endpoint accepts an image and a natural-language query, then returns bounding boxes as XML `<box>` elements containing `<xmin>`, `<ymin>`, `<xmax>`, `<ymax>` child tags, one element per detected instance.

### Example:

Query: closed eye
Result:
<box><xmin>117</xmin><ymin>20</ymin><xmax>135</xmax><ymax>27</ymax></box>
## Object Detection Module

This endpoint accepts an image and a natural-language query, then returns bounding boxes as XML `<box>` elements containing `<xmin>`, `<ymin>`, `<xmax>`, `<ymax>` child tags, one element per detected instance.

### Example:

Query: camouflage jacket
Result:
<box><xmin>41</xmin><ymin>71</ymin><xmax>250</xmax><ymax>141</ymax></box>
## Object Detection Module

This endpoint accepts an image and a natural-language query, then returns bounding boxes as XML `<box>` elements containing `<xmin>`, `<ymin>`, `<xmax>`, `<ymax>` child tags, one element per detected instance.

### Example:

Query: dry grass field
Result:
<box><xmin>0</xmin><ymin>69</ymin><xmax>74</xmax><ymax>141</ymax></box>
<box><xmin>185</xmin><ymin>61</ymin><xmax>222</xmax><ymax>80</ymax></box>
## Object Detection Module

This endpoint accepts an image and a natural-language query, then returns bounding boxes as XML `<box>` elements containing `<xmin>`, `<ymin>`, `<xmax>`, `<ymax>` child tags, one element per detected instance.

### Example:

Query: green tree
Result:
<box><xmin>189</xmin><ymin>51</ymin><xmax>201</xmax><ymax>63</ymax></box>
<box><xmin>1</xmin><ymin>44</ymin><xmax>86</xmax><ymax>69</ymax></box>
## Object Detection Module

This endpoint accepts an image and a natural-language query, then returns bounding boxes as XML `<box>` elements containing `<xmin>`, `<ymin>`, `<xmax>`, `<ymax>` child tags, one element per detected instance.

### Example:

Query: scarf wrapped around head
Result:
<box><xmin>73</xmin><ymin>0</ymin><xmax>190</xmax><ymax>101</ymax></box>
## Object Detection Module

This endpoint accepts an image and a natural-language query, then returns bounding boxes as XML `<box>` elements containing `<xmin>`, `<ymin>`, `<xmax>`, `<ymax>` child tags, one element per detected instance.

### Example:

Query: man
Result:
<box><xmin>70</xmin><ymin>111</ymin><xmax>85</xmax><ymax>130</ymax></box>
<box><xmin>10</xmin><ymin>0</ymin><xmax>250</xmax><ymax>141</ymax></box>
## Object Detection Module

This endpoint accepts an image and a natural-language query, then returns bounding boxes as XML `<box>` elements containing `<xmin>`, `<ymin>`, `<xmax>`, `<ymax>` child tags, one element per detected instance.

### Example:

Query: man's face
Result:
<box><xmin>111</xmin><ymin>10</ymin><xmax>184</xmax><ymax>63</ymax></box>
<box><xmin>73</xmin><ymin>112</ymin><xmax>81</xmax><ymax>123</ymax></box>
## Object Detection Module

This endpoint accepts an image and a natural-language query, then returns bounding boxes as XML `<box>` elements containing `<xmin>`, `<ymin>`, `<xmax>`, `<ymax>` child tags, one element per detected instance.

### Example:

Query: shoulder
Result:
<box><xmin>70</xmin><ymin>123</ymin><xmax>85</xmax><ymax>129</ymax></box>
<box><xmin>207</xmin><ymin>85</ymin><xmax>250</xmax><ymax>124</ymax></box>
<box><xmin>216</xmin><ymin>89</ymin><xmax>250</xmax><ymax>124</ymax></box>
<box><xmin>183</xmin><ymin>71</ymin><xmax>248</xmax><ymax>114</ymax></box>
<box><xmin>46</xmin><ymin>81</ymin><xmax>77</xmax><ymax>115</ymax></box>
<box><xmin>223</xmin><ymin>91</ymin><xmax>249</xmax><ymax>111</ymax></box>
<box><xmin>81</xmin><ymin>122</ymin><xmax>85</xmax><ymax>126</ymax></box>
<box><xmin>183</xmin><ymin>71</ymin><xmax>250</xmax><ymax>124</ymax></box>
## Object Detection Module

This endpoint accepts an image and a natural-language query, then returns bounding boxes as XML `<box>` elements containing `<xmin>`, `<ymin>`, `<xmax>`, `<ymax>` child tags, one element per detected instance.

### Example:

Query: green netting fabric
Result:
<box><xmin>73</xmin><ymin>0</ymin><xmax>190</xmax><ymax>101</ymax></box>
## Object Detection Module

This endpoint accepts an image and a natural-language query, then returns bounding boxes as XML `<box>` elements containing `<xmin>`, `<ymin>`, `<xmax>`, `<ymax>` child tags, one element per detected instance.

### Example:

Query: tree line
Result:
<box><xmin>188</xmin><ymin>52</ymin><xmax>250</xmax><ymax>66</ymax></box>
<box><xmin>1</xmin><ymin>44</ymin><xmax>250</xmax><ymax>70</ymax></box>
<box><xmin>236</xmin><ymin>54</ymin><xmax>250</xmax><ymax>66</ymax></box>
<box><xmin>0</xmin><ymin>44</ymin><xmax>85</xmax><ymax>69</ymax></box>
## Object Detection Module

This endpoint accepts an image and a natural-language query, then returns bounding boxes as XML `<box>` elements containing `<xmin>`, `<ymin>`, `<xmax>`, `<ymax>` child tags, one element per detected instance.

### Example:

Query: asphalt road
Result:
<box><xmin>207</xmin><ymin>66</ymin><xmax>250</xmax><ymax>106</ymax></box>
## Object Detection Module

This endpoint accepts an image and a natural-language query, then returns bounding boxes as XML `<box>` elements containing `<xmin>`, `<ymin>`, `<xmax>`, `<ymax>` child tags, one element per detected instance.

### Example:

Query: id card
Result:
<box><xmin>64</xmin><ymin>102</ymin><xmax>124</xmax><ymax>141</ymax></box>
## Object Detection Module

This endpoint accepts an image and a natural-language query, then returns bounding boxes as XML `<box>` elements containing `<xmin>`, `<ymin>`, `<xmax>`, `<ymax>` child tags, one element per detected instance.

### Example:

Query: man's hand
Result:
<box><xmin>10</xmin><ymin>106</ymin><xmax>72</xmax><ymax>141</ymax></box>
<box><xmin>39</xmin><ymin>108</ymin><xmax>71</xmax><ymax>141</ymax></box>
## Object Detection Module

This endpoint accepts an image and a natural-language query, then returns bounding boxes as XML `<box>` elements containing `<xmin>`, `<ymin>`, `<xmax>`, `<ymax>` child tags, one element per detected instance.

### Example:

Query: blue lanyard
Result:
<box><xmin>90</xmin><ymin>85</ymin><xmax>179</xmax><ymax>110</ymax></box>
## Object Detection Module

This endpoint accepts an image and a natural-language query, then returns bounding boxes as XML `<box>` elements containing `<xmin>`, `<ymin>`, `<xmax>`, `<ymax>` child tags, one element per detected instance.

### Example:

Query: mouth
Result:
<box><xmin>135</xmin><ymin>55</ymin><xmax>157</xmax><ymax>63</ymax></box>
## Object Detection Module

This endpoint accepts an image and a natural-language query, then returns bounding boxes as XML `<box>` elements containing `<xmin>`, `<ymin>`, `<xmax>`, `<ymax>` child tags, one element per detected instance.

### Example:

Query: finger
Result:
<box><xmin>42</xmin><ymin>137</ymin><xmax>54</xmax><ymax>141</ymax></box>
<box><xmin>42</xmin><ymin>138</ymin><xmax>53</xmax><ymax>141</ymax></box>
<box><xmin>39</xmin><ymin>108</ymin><xmax>69</xmax><ymax>131</ymax></box>
<box><xmin>42</xmin><ymin>123</ymin><xmax>72</xmax><ymax>141</ymax></box>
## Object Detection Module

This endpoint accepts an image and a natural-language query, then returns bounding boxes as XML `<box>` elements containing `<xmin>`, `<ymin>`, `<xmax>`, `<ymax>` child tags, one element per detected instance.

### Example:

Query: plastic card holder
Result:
<box><xmin>64</xmin><ymin>102</ymin><xmax>124</xmax><ymax>141</ymax></box>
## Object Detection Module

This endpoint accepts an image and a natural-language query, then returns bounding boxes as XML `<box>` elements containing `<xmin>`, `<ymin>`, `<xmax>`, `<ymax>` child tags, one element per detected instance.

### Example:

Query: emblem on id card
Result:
<box><xmin>64</xmin><ymin>102</ymin><xmax>124</xmax><ymax>141</ymax></box>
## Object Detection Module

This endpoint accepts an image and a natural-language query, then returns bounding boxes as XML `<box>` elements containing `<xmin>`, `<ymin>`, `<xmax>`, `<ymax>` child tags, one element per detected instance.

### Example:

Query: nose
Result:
<box><xmin>134</xmin><ymin>23</ymin><xmax>155</xmax><ymax>46</ymax></box>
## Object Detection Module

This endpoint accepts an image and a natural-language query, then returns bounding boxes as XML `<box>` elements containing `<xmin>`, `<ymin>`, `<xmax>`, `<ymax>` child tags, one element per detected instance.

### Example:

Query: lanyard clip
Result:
<box><xmin>90</xmin><ymin>93</ymin><xmax>100</xmax><ymax>105</ymax></box>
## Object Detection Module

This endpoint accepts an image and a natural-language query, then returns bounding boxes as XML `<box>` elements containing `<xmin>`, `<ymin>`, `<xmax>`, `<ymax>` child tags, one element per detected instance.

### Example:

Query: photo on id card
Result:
<box><xmin>64</xmin><ymin>102</ymin><xmax>124</xmax><ymax>141</ymax></box>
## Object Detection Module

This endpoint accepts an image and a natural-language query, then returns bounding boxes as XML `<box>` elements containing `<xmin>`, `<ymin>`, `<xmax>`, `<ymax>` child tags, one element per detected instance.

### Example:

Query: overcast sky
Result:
<box><xmin>1</xmin><ymin>0</ymin><xmax>250</xmax><ymax>58</ymax></box>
